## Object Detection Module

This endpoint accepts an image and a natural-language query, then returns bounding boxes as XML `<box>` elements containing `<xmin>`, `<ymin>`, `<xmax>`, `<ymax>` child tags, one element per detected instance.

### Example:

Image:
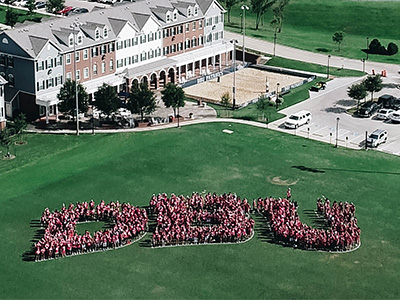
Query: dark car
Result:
<box><xmin>392</xmin><ymin>99</ymin><xmax>400</xmax><ymax>110</ymax></box>
<box><xmin>66</xmin><ymin>7</ymin><xmax>89</xmax><ymax>15</ymax></box>
<box><xmin>358</xmin><ymin>102</ymin><xmax>380</xmax><ymax>117</ymax></box>
<box><xmin>35</xmin><ymin>1</ymin><xmax>45</xmax><ymax>9</ymax></box>
<box><xmin>378</xmin><ymin>94</ymin><xmax>396</xmax><ymax>108</ymax></box>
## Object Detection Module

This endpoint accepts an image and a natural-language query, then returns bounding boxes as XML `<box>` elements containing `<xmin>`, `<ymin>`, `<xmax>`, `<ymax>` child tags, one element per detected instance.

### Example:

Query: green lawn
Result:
<box><xmin>0</xmin><ymin>5</ymin><xmax>45</xmax><ymax>24</ymax></box>
<box><xmin>0</xmin><ymin>123</ymin><xmax>399</xmax><ymax>299</ymax></box>
<box><xmin>210</xmin><ymin>77</ymin><xmax>318</xmax><ymax>122</ymax></box>
<box><xmin>266</xmin><ymin>56</ymin><xmax>366</xmax><ymax>77</ymax></box>
<box><xmin>225</xmin><ymin>0</ymin><xmax>400</xmax><ymax>64</ymax></box>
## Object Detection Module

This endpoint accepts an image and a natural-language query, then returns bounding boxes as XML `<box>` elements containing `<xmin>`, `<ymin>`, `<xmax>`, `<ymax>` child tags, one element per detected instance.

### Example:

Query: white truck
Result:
<box><xmin>284</xmin><ymin>110</ymin><xmax>312</xmax><ymax>129</ymax></box>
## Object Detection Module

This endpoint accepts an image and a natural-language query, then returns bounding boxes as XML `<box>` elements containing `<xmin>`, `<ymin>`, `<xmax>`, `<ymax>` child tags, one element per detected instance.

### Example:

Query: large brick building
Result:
<box><xmin>0</xmin><ymin>0</ymin><xmax>233</xmax><ymax>122</ymax></box>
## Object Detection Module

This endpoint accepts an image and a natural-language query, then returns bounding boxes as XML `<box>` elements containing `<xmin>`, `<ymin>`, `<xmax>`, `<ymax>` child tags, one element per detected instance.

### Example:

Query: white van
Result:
<box><xmin>284</xmin><ymin>110</ymin><xmax>312</xmax><ymax>129</ymax></box>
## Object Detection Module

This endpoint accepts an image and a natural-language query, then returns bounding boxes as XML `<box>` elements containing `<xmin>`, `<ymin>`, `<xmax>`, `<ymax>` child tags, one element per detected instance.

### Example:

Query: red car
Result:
<box><xmin>57</xmin><ymin>6</ymin><xmax>73</xmax><ymax>15</ymax></box>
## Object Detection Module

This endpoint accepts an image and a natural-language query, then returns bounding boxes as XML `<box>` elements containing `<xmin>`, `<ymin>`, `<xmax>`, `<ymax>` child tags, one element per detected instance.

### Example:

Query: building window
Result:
<box><xmin>194</xmin><ymin>6</ymin><xmax>198</xmax><ymax>15</ymax></box>
<box><xmin>134</xmin><ymin>55</ymin><xmax>138</xmax><ymax>63</ymax></box>
<box><xmin>103</xmin><ymin>27</ymin><xmax>108</xmax><ymax>38</ymax></box>
<box><xmin>76</xmin><ymin>70</ymin><xmax>80</xmax><ymax>81</ymax></box>
<box><xmin>173</xmin><ymin>11</ymin><xmax>177</xmax><ymax>20</ymax></box>
<box><xmin>109</xmin><ymin>59</ymin><xmax>114</xmax><ymax>70</ymax></box>
<box><xmin>7</xmin><ymin>56</ymin><xmax>14</xmax><ymax>68</ymax></box>
<box><xmin>141</xmin><ymin>52</ymin><xmax>147</xmax><ymax>61</ymax></box>
<box><xmin>187</xmin><ymin>7</ymin><xmax>191</xmax><ymax>16</ymax></box>
<box><xmin>36</xmin><ymin>60</ymin><xmax>44</xmax><ymax>71</ymax></box>
<box><xmin>185</xmin><ymin>39</ymin><xmax>190</xmax><ymax>49</ymax></box>
<box><xmin>84</xmin><ymin>67</ymin><xmax>89</xmax><ymax>79</ymax></box>
<box><xmin>45</xmin><ymin>57</ymin><xmax>53</xmax><ymax>69</ymax></box>
<box><xmin>207</xmin><ymin>17</ymin><xmax>212</xmax><ymax>26</ymax></box>
<box><xmin>178</xmin><ymin>25</ymin><xmax>183</xmax><ymax>34</ymax></box>
<box><xmin>95</xmin><ymin>28</ymin><xmax>100</xmax><ymax>40</ymax></box>
<box><xmin>69</xmin><ymin>35</ymin><xmax>74</xmax><ymax>47</ymax></box>
<box><xmin>92</xmin><ymin>47</ymin><xmax>99</xmax><ymax>57</ymax></box>
<box><xmin>117</xmin><ymin>59</ymin><xmax>123</xmax><ymax>68</ymax></box>
<box><xmin>8</xmin><ymin>74</ymin><xmax>14</xmax><ymax>87</ymax></box>
<box><xmin>207</xmin><ymin>33</ymin><xmax>212</xmax><ymax>43</ymax></box>
<box><xmin>0</xmin><ymin>55</ymin><xmax>5</xmax><ymax>66</ymax></box>
<box><xmin>77</xmin><ymin>34</ymin><xmax>83</xmax><ymax>45</ymax></box>
<box><xmin>66</xmin><ymin>54</ymin><xmax>71</xmax><ymax>64</ymax></box>
<box><xmin>166</xmin><ymin>12</ymin><xmax>171</xmax><ymax>22</ymax></box>
<box><xmin>101</xmin><ymin>45</ymin><xmax>107</xmax><ymax>55</ymax></box>
<box><xmin>116</xmin><ymin>41</ymin><xmax>123</xmax><ymax>50</ymax></box>
<box><xmin>55</xmin><ymin>74</ymin><xmax>63</xmax><ymax>86</ymax></box>
<box><xmin>93</xmin><ymin>64</ymin><xmax>97</xmax><ymax>75</ymax></box>
<box><xmin>214</xmin><ymin>16</ymin><xmax>219</xmax><ymax>24</ymax></box>
<box><xmin>75</xmin><ymin>51</ymin><xmax>80</xmax><ymax>62</ymax></box>
<box><xmin>46</xmin><ymin>78</ymin><xmax>54</xmax><ymax>88</ymax></box>
<box><xmin>192</xmin><ymin>37</ymin><xmax>197</xmax><ymax>47</ymax></box>
<box><xmin>66</xmin><ymin>72</ymin><xmax>71</xmax><ymax>80</ymax></box>
<box><xmin>83</xmin><ymin>49</ymin><xmax>88</xmax><ymax>60</ymax></box>
<box><xmin>199</xmin><ymin>20</ymin><xmax>203</xmax><ymax>28</ymax></box>
<box><xmin>101</xmin><ymin>62</ymin><xmax>106</xmax><ymax>73</ymax></box>
<box><xmin>56</xmin><ymin>56</ymin><xmax>62</xmax><ymax>66</ymax></box>
<box><xmin>124</xmin><ymin>39</ymin><xmax>131</xmax><ymax>48</ymax></box>
<box><xmin>193</xmin><ymin>21</ymin><xmax>196</xmax><ymax>30</ymax></box>
<box><xmin>186</xmin><ymin>23</ymin><xmax>189</xmax><ymax>32</ymax></box>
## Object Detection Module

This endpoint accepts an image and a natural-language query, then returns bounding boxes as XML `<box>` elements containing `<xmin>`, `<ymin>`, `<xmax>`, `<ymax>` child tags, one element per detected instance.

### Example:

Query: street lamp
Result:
<box><xmin>241</xmin><ymin>5</ymin><xmax>249</xmax><ymax>66</ymax></box>
<box><xmin>361</xmin><ymin>58</ymin><xmax>366</xmax><ymax>73</ymax></box>
<box><xmin>230</xmin><ymin>39</ymin><xmax>238</xmax><ymax>110</ymax></box>
<box><xmin>366</xmin><ymin>37</ymin><xmax>369</xmax><ymax>60</ymax></box>
<box><xmin>70</xmin><ymin>21</ymin><xmax>81</xmax><ymax>136</ymax></box>
<box><xmin>275</xmin><ymin>82</ymin><xmax>280</xmax><ymax>109</ymax></box>
<box><xmin>327</xmin><ymin>54</ymin><xmax>331</xmax><ymax>79</ymax></box>
<box><xmin>335</xmin><ymin>117</ymin><xmax>340</xmax><ymax>148</ymax></box>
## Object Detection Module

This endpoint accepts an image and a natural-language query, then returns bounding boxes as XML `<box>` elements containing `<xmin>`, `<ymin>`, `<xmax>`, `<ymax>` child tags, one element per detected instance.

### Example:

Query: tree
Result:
<box><xmin>94</xmin><ymin>83</ymin><xmax>120</xmax><ymax>117</ymax></box>
<box><xmin>222</xmin><ymin>0</ymin><xmax>239</xmax><ymax>23</ymax></box>
<box><xmin>251</xmin><ymin>0</ymin><xmax>276</xmax><ymax>30</ymax></box>
<box><xmin>13</xmin><ymin>113</ymin><xmax>27</xmax><ymax>143</ymax></box>
<box><xmin>271</xmin><ymin>0</ymin><xmax>290</xmax><ymax>34</ymax></box>
<box><xmin>332</xmin><ymin>31</ymin><xmax>345</xmax><ymax>52</ymax></box>
<box><xmin>46</xmin><ymin>0</ymin><xmax>64</xmax><ymax>13</ymax></box>
<box><xmin>5</xmin><ymin>7</ymin><xmax>18</xmax><ymax>27</ymax></box>
<box><xmin>220</xmin><ymin>92</ymin><xmax>231</xmax><ymax>117</ymax></box>
<box><xmin>161</xmin><ymin>83</ymin><xmax>185</xmax><ymax>118</ymax></box>
<box><xmin>26</xmin><ymin>0</ymin><xmax>36</xmax><ymax>16</ymax></box>
<box><xmin>127</xmin><ymin>81</ymin><xmax>157</xmax><ymax>122</ymax></box>
<box><xmin>57</xmin><ymin>79</ymin><xmax>89</xmax><ymax>121</ymax></box>
<box><xmin>363</xmin><ymin>75</ymin><xmax>382</xmax><ymax>101</ymax></box>
<box><xmin>0</xmin><ymin>127</ymin><xmax>15</xmax><ymax>158</ymax></box>
<box><xmin>348</xmin><ymin>83</ymin><xmax>367</xmax><ymax>109</ymax></box>
<box><xmin>256</xmin><ymin>94</ymin><xmax>269</xmax><ymax>121</ymax></box>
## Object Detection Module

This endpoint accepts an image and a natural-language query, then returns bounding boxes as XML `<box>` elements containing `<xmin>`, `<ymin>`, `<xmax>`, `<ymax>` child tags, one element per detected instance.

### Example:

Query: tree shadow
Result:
<box><xmin>293</xmin><ymin>165</ymin><xmax>400</xmax><ymax>176</ymax></box>
<box><xmin>335</xmin><ymin>99</ymin><xmax>357</xmax><ymax>107</ymax></box>
<box><xmin>292</xmin><ymin>165</ymin><xmax>326</xmax><ymax>173</ymax></box>
<box><xmin>324</xmin><ymin>107</ymin><xmax>347</xmax><ymax>114</ymax></box>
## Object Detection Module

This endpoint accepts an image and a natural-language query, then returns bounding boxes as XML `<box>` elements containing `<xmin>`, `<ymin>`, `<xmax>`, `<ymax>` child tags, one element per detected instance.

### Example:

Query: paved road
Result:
<box><xmin>225</xmin><ymin>31</ymin><xmax>400</xmax><ymax>80</ymax></box>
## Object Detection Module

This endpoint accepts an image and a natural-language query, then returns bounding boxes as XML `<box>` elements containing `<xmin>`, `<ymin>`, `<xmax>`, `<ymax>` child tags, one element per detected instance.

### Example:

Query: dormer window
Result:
<box><xmin>194</xmin><ymin>5</ymin><xmax>198</xmax><ymax>15</ymax></box>
<box><xmin>68</xmin><ymin>34</ymin><xmax>74</xmax><ymax>47</ymax></box>
<box><xmin>95</xmin><ymin>28</ymin><xmax>100</xmax><ymax>40</ymax></box>
<box><xmin>166</xmin><ymin>12</ymin><xmax>171</xmax><ymax>22</ymax></box>
<box><xmin>173</xmin><ymin>10</ymin><xmax>177</xmax><ymax>21</ymax></box>
<box><xmin>103</xmin><ymin>27</ymin><xmax>108</xmax><ymax>38</ymax></box>
<box><xmin>187</xmin><ymin>7</ymin><xmax>191</xmax><ymax>17</ymax></box>
<box><xmin>77</xmin><ymin>33</ymin><xmax>83</xmax><ymax>45</ymax></box>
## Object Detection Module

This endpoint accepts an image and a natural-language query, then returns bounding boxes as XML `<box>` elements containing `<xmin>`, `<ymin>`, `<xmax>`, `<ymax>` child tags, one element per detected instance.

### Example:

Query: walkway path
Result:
<box><xmin>225</xmin><ymin>32</ymin><xmax>400</xmax><ymax>80</ymax></box>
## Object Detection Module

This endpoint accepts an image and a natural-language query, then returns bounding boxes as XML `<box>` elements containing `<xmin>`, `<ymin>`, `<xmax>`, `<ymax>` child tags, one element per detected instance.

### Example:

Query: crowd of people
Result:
<box><xmin>35</xmin><ymin>200</ymin><xmax>148</xmax><ymax>261</ymax></box>
<box><xmin>150</xmin><ymin>193</ymin><xmax>254</xmax><ymax>247</ymax></box>
<box><xmin>255</xmin><ymin>194</ymin><xmax>360</xmax><ymax>251</ymax></box>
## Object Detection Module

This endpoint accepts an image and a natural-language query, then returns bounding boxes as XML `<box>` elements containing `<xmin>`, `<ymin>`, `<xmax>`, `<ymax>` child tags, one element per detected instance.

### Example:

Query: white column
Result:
<box><xmin>45</xmin><ymin>104</ymin><xmax>49</xmax><ymax>124</ymax></box>
<box><xmin>55</xmin><ymin>104</ymin><xmax>59</xmax><ymax>121</ymax></box>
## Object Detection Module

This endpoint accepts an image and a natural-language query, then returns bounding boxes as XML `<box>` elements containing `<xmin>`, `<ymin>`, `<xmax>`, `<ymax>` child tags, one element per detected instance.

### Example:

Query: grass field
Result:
<box><xmin>0</xmin><ymin>123</ymin><xmax>399</xmax><ymax>299</ymax></box>
<box><xmin>0</xmin><ymin>6</ymin><xmax>45</xmax><ymax>24</ymax></box>
<box><xmin>225</xmin><ymin>0</ymin><xmax>400</xmax><ymax>64</ymax></box>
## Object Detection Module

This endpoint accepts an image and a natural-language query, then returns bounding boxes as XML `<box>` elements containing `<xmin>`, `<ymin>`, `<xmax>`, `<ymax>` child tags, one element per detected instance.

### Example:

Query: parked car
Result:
<box><xmin>35</xmin><ymin>1</ymin><xmax>46</xmax><ymax>9</ymax></box>
<box><xmin>392</xmin><ymin>99</ymin><xmax>400</xmax><ymax>110</ymax></box>
<box><xmin>358</xmin><ymin>102</ymin><xmax>380</xmax><ymax>118</ymax></box>
<box><xmin>376</xmin><ymin>108</ymin><xmax>394</xmax><ymax>120</ymax></box>
<box><xmin>389</xmin><ymin>110</ymin><xmax>400</xmax><ymax>123</ymax></box>
<box><xmin>366</xmin><ymin>129</ymin><xmax>388</xmax><ymax>148</ymax></box>
<box><xmin>309</xmin><ymin>81</ymin><xmax>326</xmax><ymax>92</ymax></box>
<box><xmin>66</xmin><ymin>7</ymin><xmax>89</xmax><ymax>15</ymax></box>
<box><xmin>378</xmin><ymin>94</ymin><xmax>396</xmax><ymax>108</ymax></box>
<box><xmin>57</xmin><ymin>6</ymin><xmax>74</xmax><ymax>15</ymax></box>
<box><xmin>284</xmin><ymin>110</ymin><xmax>312</xmax><ymax>129</ymax></box>
<box><xmin>13</xmin><ymin>0</ymin><xmax>27</xmax><ymax>6</ymax></box>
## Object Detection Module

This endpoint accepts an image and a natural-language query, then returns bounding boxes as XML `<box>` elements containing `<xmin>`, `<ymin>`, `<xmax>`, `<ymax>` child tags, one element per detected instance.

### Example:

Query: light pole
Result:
<box><xmin>273</xmin><ymin>32</ymin><xmax>277</xmax><ymax>57</ymax></box>
<box><xmin>335</xmin><ymin>117</ymin><xmax>340</xmax><ymax>148</ymax></box>
<box><xmin>70</xmin><ymin>21</ymin><xmax>80</xmax><ymax>135</ymax></box>
<box><xmin>327</xmin><ymin>54</ymin><xmax>331</xmax><ymax>79</ymax></box>
<box><xmin>275</xmin><ymin>82</ymin><xmax>280</xmax><ymax>109</ymax></box>
<box><xmin>230</xmin><ymin>39</ymin><xmax>238</xmax><ymax>110</ymax></box>
<box><xmin>366</xmin><ymin>37</ymin><xmax>369</xmax><ymax>60</ymax></box>
<box><xmin>361</xmin><ymin>58</ymin><xmax>366</xmax><ymax>73</ymax></box>
<box><xmin>241</xmin><ymin>5</ymin><xmax>249</xmax><ymax>66</ymax></box>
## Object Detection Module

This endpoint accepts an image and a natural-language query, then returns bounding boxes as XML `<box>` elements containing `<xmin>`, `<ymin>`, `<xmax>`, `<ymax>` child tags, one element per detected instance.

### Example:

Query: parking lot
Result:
<box><xmin>269</xmin><ymin>76</ymin><xmax>400</xmax><ymax>156</ymax></box>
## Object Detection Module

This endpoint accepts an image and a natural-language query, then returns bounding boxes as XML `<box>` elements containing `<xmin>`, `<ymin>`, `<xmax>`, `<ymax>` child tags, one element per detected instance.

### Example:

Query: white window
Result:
<box><xmin>75</xmin><ymin>51</ymin><xmax>80</xmax><ymax>62</ymax></box>
<box><xmin>95</xmin><ymin>28</ymin><xmax>100</xmax><ymax>40</ymax></box>
<box><xmin>46</xmin><ymin>57</ymin><xmax>53</xmax><ymax>69</ymax></box>
<box><xmin>39</xmin><ymin>80</ymin><xmax>45</xmax><ymax>90</ymax></box>
<box><xmin>66</xmin><ymin>54</ymin><xmax>71</xmax><ymax>65</ymax></box>
<box><xmin>69</xmin><ymin>34</ymin><xmax>74</xmax><ymax>47</ymax></box>
<box><xmin>117</xmin><ymin>59</ymin><xmax>123</xmax><ymax>68</ymax></box>
<box><xmin>76</xmin><ymin>70</ymin><xmax>80</xmax><ymax>81</ymax></box>
<box><xmin>166</xmin><ymin>12</ymin><xmax>171</xmax><ymax>22</ymax></box>
<box><xmin>116</xmin><ymin>41</ymin><xmax>123</xmax><ymax>50</ymax></box>
<box><xmin>199</xmin><ymin>20</ymin><xmax>203</xmax><ymax>28</ymax></box>
<box><xmin>66</xmin><ymin>72</ymin><xmax>71</xmax><ymax>80</ymax></box>
<box><xmin>187</xmin><ymin>7</ymin><xmax>191</xmax><ymax>16</ymax></box>
<box><xmin>186</xmin><ymin>23</ymin><xmax>189</xmax><ymax>32</ymax></box>
<box><xmin>103</xmin><ymin>27</ymin><xmax>108</xmax><ymax>38</ymax></box>
<box><xmin>193</xmin><ymin>21</ymin><xmax>196</xmax><ymax>30</ymax></box>
<box><xmin>83</xmin><ymin>67</ymin><xmax>89</xmax><ymax>79</ymax></box>
<box><xmin>214</xmin><ymin>16</ymin><xmax>219</xmax><ymax>24</ymax></box>
<box><xmin>83</xmin><ymin>49</ymin><xmax>88</xmax><ymax>60</ymax></box>
<box><xmin>134</xmin><ymin>55</ymin><xmax>138</xmax><ymax>63</ymax></box>
<box><xmin>77</xmin><ymin>34</ymin><xmax>83</xmax><ymax>45</ymax></box>
<box><xmin>55</xmin><ymin>74</ymin><xmax>63</xmax><ymax>85</ymax></box>
<box><xmin>192</xmin><ymin>37</ymin><xmax>197</xmax><ymax>47</ymax></box>
<box><xmin>173</xmin><ymin>11</ymin><xmax>177</xmax><ymax>20</ymax></box>
<box><xmin>101</xmin><ymin>62</ymin><xmax>106</xmax><ymax>73</ymax></box>
<box><xmin>194</xmin><ymin>5</ymin><xmax>198</xmax><ymax>15</ymax></box>
<box><xmin>110</xmin><ymin>59</ymin><xmax>114</xmax><ymax>70</ymax></box>
<box><xmin>101</xmin><ymin>45</ymin><xmax>107</xmax><ymax>55</ymax></box>
<box><xmin>93</xmin><ymin>64</ymin><xmax>97</xmax><ymax>75</ymax></box>
<box><xmin>56</xmin><ymin>56</ymin><xmax>62</xmax><ymax>66</ymax></box>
